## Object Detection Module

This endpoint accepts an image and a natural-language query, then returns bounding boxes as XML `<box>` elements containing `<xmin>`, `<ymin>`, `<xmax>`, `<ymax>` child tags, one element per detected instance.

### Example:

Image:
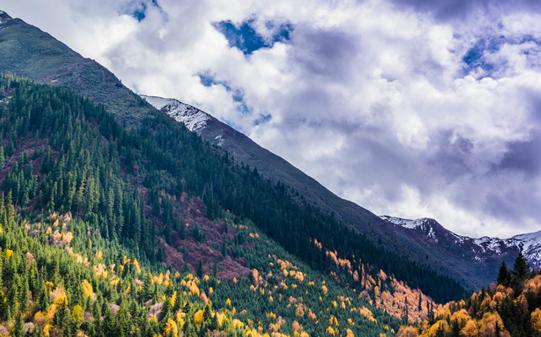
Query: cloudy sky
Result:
<box><xmin>4</xmin><ymin>0</ymin><xmax>541</xmax><ymax>238</ymax></box>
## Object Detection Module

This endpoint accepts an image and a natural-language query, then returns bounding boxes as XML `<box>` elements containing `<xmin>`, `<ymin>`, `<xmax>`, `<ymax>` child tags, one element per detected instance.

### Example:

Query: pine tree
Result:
<box><xmin>513</xmin><ymin>253</ymin><xmax>529</xmax><ymax>281</ymax></box>
<box><xmin>497</xmin><ymin>261</ymin><xmax>511</xmax><ymax>286</ymax></box>
<box><xmin>0</xmin><ymin>146</ymin><xmax>5</xmax><ymax>168</ymax></box>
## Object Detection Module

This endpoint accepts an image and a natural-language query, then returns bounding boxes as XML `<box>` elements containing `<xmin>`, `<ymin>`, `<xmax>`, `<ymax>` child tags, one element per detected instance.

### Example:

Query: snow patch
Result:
<box><xmin>506</xmin><ymin>231</ymin><xmax>541</xmax><ymax>268</ymax></box>
<box><xmin>214</xmin><ymin>134</ymin><xmax>224</xmax><ymax>147</ymax></box>
<box><xmin>380</xmin><ymin>215</ymin><xmax>439</xmax><ymax>242</ymax></box>
<box><xmin>380</xmin><ymin>215</ymin><xmax>430</xmax><ymax>230</ymax></box>
<box><xmin>142</xmin><ymin>95</ymin><xmax>209</xmax><ymax>132</ymax></box>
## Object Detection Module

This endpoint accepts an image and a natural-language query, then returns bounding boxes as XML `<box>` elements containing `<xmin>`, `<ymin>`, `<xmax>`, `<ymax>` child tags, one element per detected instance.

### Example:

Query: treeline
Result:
<box><xmin>0</xmin><ymin>75</ymin><xmax>464</xmax><ymax>302</ymax></box>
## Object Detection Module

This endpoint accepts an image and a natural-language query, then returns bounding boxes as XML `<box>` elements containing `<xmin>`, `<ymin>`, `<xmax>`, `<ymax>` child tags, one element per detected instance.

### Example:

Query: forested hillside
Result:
<box><xmin>0</xmin><ymin>13</ymin><xmax>472</xmax><ymax>300</ymax></box>
<box><xmin>0</xmin><ymin>74</ymin><xmax>464</xmax><ymax>308</ymax></box>
<box><xmin>0</xmin><ymin>75</ymin><xmax>450</xmax><ymax>336</ymax></box>
<box><xmin>0</xmin><ymin>194</ymin><xmax>405</xmax><ymax>337</ymax></box>
<box><xmin>0</xmin><ymin>202</ymin><xmax>256</xmax><ymax>337</ymax></box>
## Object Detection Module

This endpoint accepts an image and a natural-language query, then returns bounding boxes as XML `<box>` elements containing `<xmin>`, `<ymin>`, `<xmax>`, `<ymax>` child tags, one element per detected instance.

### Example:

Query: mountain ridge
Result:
<box><xmin>141</xmin><ymin>94</ymin><xmax>535</xmax><ymax>290</ymax></box>
<box><xmin>381</xmin><ymin>215</ymin><xmax>541</xmax><ymax>269</ymax></box>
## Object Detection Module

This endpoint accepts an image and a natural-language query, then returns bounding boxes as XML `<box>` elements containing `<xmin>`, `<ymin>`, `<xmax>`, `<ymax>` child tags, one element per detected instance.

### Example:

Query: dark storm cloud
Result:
<box><xmin>291</xmin><ymin>28</ymin><xmax>360</xmax><ymax>81</ymax></box>
<box><xmin>495</xmin><ymin>90</ymin><xmax>541</xmax><ymax>177</ymax></box>
<box><xmin>427</xmin><ymin>131</ymin><xmax>475</xmax><ymax>180</ymax></box>
<box><xmin>497</xmin><ymin>134</ymin><xmax>541</xmax><ymax>177</ymax></box>
<box><xmin>390</xmin><ymin>0</ymin><xmax>541</xmax><ymax>21</ymax></box>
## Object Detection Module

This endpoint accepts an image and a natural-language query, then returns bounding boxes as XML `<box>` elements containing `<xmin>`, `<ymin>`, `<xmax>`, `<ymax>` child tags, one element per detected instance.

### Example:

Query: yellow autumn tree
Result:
<box><xmin>326</xmin><ymin>326</ymin><xmax>337</xmax><ymax>336</ymax></box>
<box><xmin>72</xmin><ymin>304</ymin><xmax>84</xmax><ymax>322</ymax></box>
<box><xmin>51</xmin><ymin>286</ymin><xmax>68</xmax><ymax>306</ymax></box>
<box><xmin>478</xmin><ymin>312</ymin><xmax>510</xmax><ymax>337</ymax></box>
<box><xmin>164</xmin><ymin>319</ymin><xmax>178</xmax><ymax>337</ymax></box>
<box><xmin>81</xmin><ymin>279</ymin><xmax>94</xmax><ymax>300</ymax></box>
<box><xmin>460</xmin><ymin>319</ymin><xmax>478</xmax><ymax>337</ymax></box>
<box><xmin>397</xmin><ymin>326</ymin><xmax>418</xmax><ymax>337</ymax></box>
<box><xmin>193</xmin><ymin>309</ymin><xmax>204</xmax><ymax>325</ymax></box>
<box><xmin>531</xmin><ymin>308</ymin><xmax>541</xmax><ymax>333</ymax></box>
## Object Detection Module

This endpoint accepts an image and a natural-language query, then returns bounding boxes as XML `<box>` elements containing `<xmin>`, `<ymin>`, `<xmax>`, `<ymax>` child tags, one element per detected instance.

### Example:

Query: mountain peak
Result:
<box><xmin>380</xmin><ymin>215</ymin><xmax>437</xmax><ymax>229</ymax></box>
<box><xmin>141</xmin><ymin>95</ymin><xmax>210</xmax><ymax>133</ymax></box>
<box><xmin>381</xmin><ymin>214</ymin><xmax>541</xmax><ymax>272</ymax></box>
<box><xmin>0</xmin><ymin>10</ymin><xmax>12</xmax><ymax>23</ymax></box>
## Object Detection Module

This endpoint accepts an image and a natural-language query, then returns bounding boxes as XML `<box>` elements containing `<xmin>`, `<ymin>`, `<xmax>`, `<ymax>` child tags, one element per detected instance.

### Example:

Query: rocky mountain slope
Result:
<box><xmin>381</xmin><ymin>215</ymin><xmax>541</xmax><ymax>270</ymax></box>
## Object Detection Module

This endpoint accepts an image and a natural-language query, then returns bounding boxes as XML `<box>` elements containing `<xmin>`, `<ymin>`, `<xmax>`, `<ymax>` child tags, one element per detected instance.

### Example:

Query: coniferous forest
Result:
<box><xmin>0</xmin><ymin>74</ymin><xmax>464</xmax><ymax>303</ymax></box>
<box><xmin>0</xmin><ymin>74</ymin><xmax>462</xmax><ymax>337</ymax></box>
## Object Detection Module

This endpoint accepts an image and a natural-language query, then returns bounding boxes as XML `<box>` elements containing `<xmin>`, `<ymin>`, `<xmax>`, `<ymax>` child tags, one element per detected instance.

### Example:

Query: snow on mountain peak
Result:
<box><xmin>507</xmin><ymin>231</ymin><xmax>541</xmax><ymax>267</ymax></box>
<box><xmin>381</xmin><ymin>214</ymin><xmax>541</xmax><ymax>268</ymax></box>
<box><xmin>0</xmin><ymin>10</ymin><xmax>12</xmax><ymax>23</ymax></box>
<box><xmin>380</xmin><ymin>215</ymin><xmax>432</xmax><ymax>229</ymax></box>
<box><xmin>142</xmin><ymin>95</ymin><xmax>209</xmax><ymax>132</ymax></box>
<box><xmin>380</xmin><ymin>215</ymin><xmax>440</xmax><ymax>241</ymax></box>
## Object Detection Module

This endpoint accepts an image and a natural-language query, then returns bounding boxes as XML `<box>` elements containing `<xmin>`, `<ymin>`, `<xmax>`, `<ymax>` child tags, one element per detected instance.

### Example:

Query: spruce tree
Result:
<box><xmin>513</xmin><ymin>252</ymin><xmax>529</xmax><ymax>281</ymax></box>
<box><xmin>497</xmin><ymin>261</ymin><xmax>511</xmax><ymax>286</ymax></box>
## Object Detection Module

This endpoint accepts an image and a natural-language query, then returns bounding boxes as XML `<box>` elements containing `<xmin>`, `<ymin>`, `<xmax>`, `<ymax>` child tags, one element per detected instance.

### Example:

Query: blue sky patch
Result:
<box><xmin>198</xmin><ymin>73</ymin><xmax>264</xmax><ymax>127</ymax></box>
<box><xmin>254</xmin><ymin>113</ymin><xmax>272</xmax><ymax>126</ymax></box>
<box><xmin>124</xmin><ymin>0</ymin><xmax>161</xmax><ymax>22</ymax></box>
<box><xmin>214</xmin><ymin>18</ymin><xmax>293</xmax><ymax>55</ymax></box>
<box><xmin>462</xmin><ymin>35</ymin><xmax>541</xmax><ymax>77</ymax></box>
<box><xmin>462</xmin><ymin>36</ymin><xmax>506</xmax><ymax>77</ymax></box>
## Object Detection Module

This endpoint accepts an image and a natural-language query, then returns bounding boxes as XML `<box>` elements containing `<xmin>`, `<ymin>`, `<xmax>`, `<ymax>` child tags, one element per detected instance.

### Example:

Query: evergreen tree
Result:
<box><xmin>513</xmin><ymin>252</ymin><xmax>529</xmax><ymax>281</ymax></box>
<box><xmin>497</xmin><ymin>261</ymin><xmax>511</xmax><ymax>286</ymax></box>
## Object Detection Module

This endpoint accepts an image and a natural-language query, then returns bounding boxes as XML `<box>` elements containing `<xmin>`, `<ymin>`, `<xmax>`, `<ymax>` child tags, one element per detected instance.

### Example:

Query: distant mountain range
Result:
<box><xmin>381</xmin><ymin>216</ymin><xmax>541</xmax><ymax>268</ymax></box>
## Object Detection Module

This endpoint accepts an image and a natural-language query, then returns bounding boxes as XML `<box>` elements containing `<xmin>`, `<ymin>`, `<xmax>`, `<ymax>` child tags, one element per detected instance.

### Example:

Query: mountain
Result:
<box><xmin>141</xmin><ymin>96</ymin><xmax>211</xmax><ymax>133</ymax></box>
<box><xmin>0</xmin><ymin>9</ymin><xmax>472</xmax><ymax>305</ymax></box>
<box><xmin>381</xmin><ymin>215</ymin><xmax>541</xmax><ymax>271</ymax></box>
<box><xmin>0</xmin><ymin>12</ymin><xmax>155</xmax><ymax>125</ymax></box>
<box><xmin>140</xmin><ymin>93</ymin><xmax>535</xmax><ymax>290</ymax></box>
<box><xmin>0</xmin><ymin>73</ymin><xmax>402</xmax><ymax>337</ymax></box>
<box><xmin>0</xmin><ymin>8</ymin><xmax>473</xmax><ymax>331</ymax></box>
<box><xmin>0</xmin><ymin>10</ymin><xmax>11</xmax><ymax>23</ymax></box>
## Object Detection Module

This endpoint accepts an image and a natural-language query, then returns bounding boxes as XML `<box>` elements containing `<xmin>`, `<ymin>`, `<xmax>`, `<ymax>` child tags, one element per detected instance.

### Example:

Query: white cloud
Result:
<box><xmin>4</xmin><ymin>0</ymin><xmax>541</xmax><ymax>237</ymax></box>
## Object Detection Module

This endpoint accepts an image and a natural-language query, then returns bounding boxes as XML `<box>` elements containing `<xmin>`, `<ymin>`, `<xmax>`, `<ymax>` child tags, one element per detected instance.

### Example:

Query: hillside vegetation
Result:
<box><xmin>398</xmin><ymin>255</ymin><xmax>541</xmax><ymax>337</ymax></box>
<box><xmin>0</xmin><ymin>75</ymin><xmax>417</xmax><ymax>336</ymax></box>
<box><xmin>0</xmin><ymin>13</ymin><xmax>468</xmax><ymax>302</ymax></box>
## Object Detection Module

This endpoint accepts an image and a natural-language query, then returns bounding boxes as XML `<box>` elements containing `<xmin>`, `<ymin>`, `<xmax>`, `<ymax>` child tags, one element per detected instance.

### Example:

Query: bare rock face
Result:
<box><xmin>23</xmin><ymin>322</ymin><xmax>35</xmax><ymax>334</ymax></box>
<box><xmin>148</xmin><ymin>302</ymin><xmax>164</xmax><ymax>320</ymax></box>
